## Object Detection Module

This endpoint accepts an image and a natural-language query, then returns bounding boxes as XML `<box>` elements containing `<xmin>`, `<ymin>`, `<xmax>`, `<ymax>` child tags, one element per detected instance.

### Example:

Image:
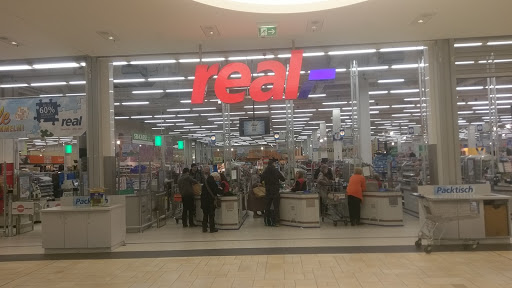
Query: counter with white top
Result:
<box><xmin>417</xmin><ymin>184</ymin><xmax>511</xmax><ymax>244</ymax></box>
<box><xmin>280</xmin><ymin>192</ymin><xmax>320</xmax><ymax>228</ymax></box>
<box><xmin>194</xmin><ymin>194</ymin><xmax>248</xmax><ymax>230</ymax></box>
<box><xmin>361</xmin><ymin>191</ymin><xmax>403</xmax><ymax>226</ymax></box>
<box><xmin>41</xmin><ymin>203</ymin><xmax>126</xmax><ymax>253</ymax></box>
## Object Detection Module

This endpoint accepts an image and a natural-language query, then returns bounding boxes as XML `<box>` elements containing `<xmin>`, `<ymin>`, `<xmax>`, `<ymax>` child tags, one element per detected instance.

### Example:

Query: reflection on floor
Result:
<box><xmin>0</xmin><ymin>213</ymin><xmax>420</xmax><ymax>255</ymax></box>
<box><xmin>2</xmin><ymin>252</ymin><xmax>512</xmax><ymax>288</ymax></box>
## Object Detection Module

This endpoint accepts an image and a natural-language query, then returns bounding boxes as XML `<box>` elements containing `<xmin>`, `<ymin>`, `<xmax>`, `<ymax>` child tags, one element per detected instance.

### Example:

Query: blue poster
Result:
<box><xmin>0</xmin><ymin>96</ymin><xmax>87</xmax><ymax>138</ymax></box>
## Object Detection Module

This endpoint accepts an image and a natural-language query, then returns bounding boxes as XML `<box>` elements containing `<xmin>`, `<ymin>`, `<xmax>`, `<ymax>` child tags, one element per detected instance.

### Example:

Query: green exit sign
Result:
<box><xmin>155</xmin><ymin>136</ymin><xmax>162</xmax><ymax>147</ymax></box>
<box><xmin>65</xmin><ymin>145</ymin><xmax>72</xmax><ymax>154</ymax></box>
<box><xmin>177</xmin><ymin>141</ymin><xmax>184</xmax><ymax>150</ymax></box>
<box><xmin>258</xmin><ymin>26</ymin><xmax>277</xmax><ymax>38</ymax></box>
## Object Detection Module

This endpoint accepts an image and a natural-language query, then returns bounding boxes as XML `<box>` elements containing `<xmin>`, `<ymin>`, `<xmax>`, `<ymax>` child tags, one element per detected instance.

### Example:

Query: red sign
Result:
<box><xmin>16</xmin><ymin>205</ymin><xmax>24</xmax><ymax>213</ymax></box>
<box><xmin>191</xmin><ymin>50</ymin><xmax>304</xmax><ymax>104</ymax></box>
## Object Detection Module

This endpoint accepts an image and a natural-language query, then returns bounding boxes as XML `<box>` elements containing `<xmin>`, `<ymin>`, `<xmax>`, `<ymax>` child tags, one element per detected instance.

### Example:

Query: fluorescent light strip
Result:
<box><xmin>115</xmin><ymin>116</ymin><xmax>129</xmax><ymax>119</ymax></box>
<box><xmin>166</xmin><ymin>119</ymin><xmax>186</xmax><ymax>122</ymax></box>
<box><xmin>0</xmin><ymin>65</ymin><xmax>32</xmax><ymax>71</ymax></box>
<box><xmin>392</xmin><ymin>64</ymin><xmax>420</xmax><ymax>69</ymax></box>
<box><xmin>369</xmin><ymin>106</ymin><xmax>390</xmax><ymax>109</ymax></box>
<box><xmin>180</xmin><ymin>100</ymin><xmax>191</xmax><ymax>103</ymax></box>
<box><xmin>404</xmin><ymin>109</ymin><xmax>420</xmax><ymax>112</ymax></box>
<box><xmin>166</xmin><ymin>89</ymin><xmax>193</xmax><ymax>92</ymax></box>
<box><xmin>40</xmin><ymin>94</ymin><xmax>64</xmax><ymax>97</ymax></box>
<box><xmin>168</xmin><ymin>109</ymin><xmax>190</xmax><ymax>112</ymax></box>
<box><xmin>379</xmin><ymin>46</ymin><xmax>424</xmax><ymax>52</ymax></box>
<box><xmin>0</xmin><ymin>84</ymin><xmax>28</xmax><ymax>88</ymax></box>
<box><xmin>130</xmin><ymin>60</ymin><xmax>176</xmax><ymax>65</ymax></box>
<box><xmin>181</xmin><ymin>114</ymin><xmax>199</xmax><ymax>117</ymax></box>
<box><xmin>192</xmin><ymin>107</ymin><xmax>216</xmax><ymax>111</ymax></box>
<box><xmin>154</xmin><ymin>115</ymin><xmax>176</xmax><ymax>118</ymax></box>
<box><xmin>122</xmin><ymin>102</ymin><xmax>149</xmax><ymax>105</ymax></box>
<box><xmin>201</xmin><ymin>113</ymin><xmax>222</xmax><ymax>116</ymax></box>
<box><xmin>355</xmin><ymin>66</ymin><xmax>388</xmax><ymax>71</ymax></box>
<box><xmin>454</xmin><ymin>42</ymin><xmax>482</xmax><ymax>47</ymax></box>
<box><xmin>328</xmin><ymin>49</ymin><xmax>376</xmax><ymax>55</ymax></box>
<box><xmin>113</xmin><ymin>79</ymin><xmax>146</xmax><ymax>83</ymax></box>
<box><xmin>455</xmin><ymin>61</ymin><xmax>475</xmax><ymax>65</ymax></box>
<box><xmin>323</xmin><ymin>102</ymin><xmax>347</xmax><ymax>105</ymax></box>
<box><xmin>390</xmin><ymin>89</ymin><xmax>419</xmax><ymax>94</ymax></box>
<box><xmin>244</xmin><ymin>105</ymin><xmax>267</xmax><ymax>108</ymax></box>
<box><xmin>178</xmin><ymin>59</ymin><xmax>200</xmax><ymax>63</ymax></box>
<box><xmin>33</xmin><ymin>63</ymin><xmax>80</xmax><ymax>69</ymax></box>
<box><xmin>404</xmin><ymin>98</ymin><xmax>420</xmax><ymax>101</ymax></box>
<box><xmin>392</xmin><ymin>114</ymin><xmax>411</xmax><ymax>117</ymax></box>
<box><xmin>31</xmin><ymin>82</ymin><xmax>67</xmax><ymax>87</ymax></box>
<box><xmin>467</xmin><ymin>101</ymin><xmax>488</xmax><ymax>105</ymax></box>
<box><xmin>303</xmin><ymin>52</ymin><xmax>325</xmax><ymax>57</ymax></box>
<box><xmin>456</xmin><ymin>86</ymin><xmax>484</xmax><ymax>91</ymax></box>
<box><xmin>69</xmin><ymin>81</ymin><xmax>86</xmax><ymax>85</ymax></box>
<box><xmin>369</xmin><ymin>91</ymin><xmax>389</xmax><ymax>95</ymax></box>
<box><xmin>487</xmin><ymin>41</ymin><xmax>512</xmax><ymax>46</ymax></box>
<box><xmin>295</xmin><ymin>109</ymin><xmax>316</xmax><ymax>112</ymax></box>
<box><xmin>145</xmin><ymin>120</ymin><xmax>165</xmax><ymax>123</ymax></box>
<box><xmin>113</xmin><ymin>62</ymin><xmax>128</xmax><ymax>65</ymax></box>
<box><xmin>148</xmin><ymin>77</ymin><xmax>185</xmax><ymax>81</ymax></box>
<box><xmin>309</xmin><ymin>94</ymin><xmax>326</xmax><ymax>98</ymax></box>
<box><xmin>66</xmin><ymin>93</ymin><xmax>86</xmax><ymax>96</ymax></box>
<box><xmin>392</xmin><ymin>104</ymin><xmax>415</xmax><ymax>108</ymax></box>
<box><xmin>131</xmin><ymin>116</ymin><xmax>153</xmax><ymax>119</ymax></box>
<box><xmin>378</xmin><ymin>79</ymin><xmax>404</xmax><ymax>83</ymax></box>
<box><xmin>157</xmin><ymin>124</ymin><xmax>174</xmax><ymax>126</ymax></box>
<box><xmin>132</xmin><ymin>90</ymin><xmax>164</xmax><ymax>94</ymax></box>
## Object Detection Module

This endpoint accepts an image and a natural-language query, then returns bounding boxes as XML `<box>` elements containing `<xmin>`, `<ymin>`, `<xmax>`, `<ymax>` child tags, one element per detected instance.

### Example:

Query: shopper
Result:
<box><xmin>177</xmin><ymin>168</ymin><xmax>198</xmax><ymax>228</ymax></box>
<box><xmin>260</xmin><ymin>159</ymin><xmax>285</xmax><ymax>226</ymax></box>
<box><xmin>316</xmin><ymin>165</ymin><xmax>331</xmax><ymax>215</ymax></box>
<box><xmin>220</xmin><ymin>172</ymin><xmax>230</xmax><ymax>194</ymax></box>
<box><xmin>247</xmin><ymin>168</ymin><xmax>265</xmax><ymax>218</ymax></box>
<box><xmin>346</xmin><ymin>167</ymin><xmax>366</xmax><ymax>226</ymax></box>
<box><xmin>314</xmin><ymin>158</ymin><xmax>333</xmax><ymax>181</ymax></box>
<box><xmin>201</xmin><ymin>167</ymin><xmax>221</xmax><ymax>233</ymax></box>
<box><xmin>191</xmin><ymin>163</ymin><xmax>204</xmax><ymax>183</ymax></box>
<box><xmin>291</xmin><ymin>170</ymin><xmax>307</xmax><ymax>192</ymax></box>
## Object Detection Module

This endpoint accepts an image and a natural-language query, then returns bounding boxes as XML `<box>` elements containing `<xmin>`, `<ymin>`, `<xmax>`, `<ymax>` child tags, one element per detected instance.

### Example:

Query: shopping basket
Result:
<box><xmin>414</xmin><ymin>194</ymin><xmax>480</xmax><ymax>253</ymax></box>
<box><xmin>173</xmin><ymin>193</ymin><xmax>183</xmax><ymax>224</ymax></box>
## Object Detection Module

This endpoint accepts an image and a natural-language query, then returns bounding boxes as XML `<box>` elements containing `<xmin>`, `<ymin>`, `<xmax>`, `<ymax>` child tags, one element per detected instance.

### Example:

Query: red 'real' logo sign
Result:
<box><xmin>191</xmin><ymin>50</ymin><xmax>304</xmax><ymax>104</ymax></box>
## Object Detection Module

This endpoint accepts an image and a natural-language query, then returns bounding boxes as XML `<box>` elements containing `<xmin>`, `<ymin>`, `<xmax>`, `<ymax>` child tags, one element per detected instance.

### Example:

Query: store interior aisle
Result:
<box><xmin>0</xmin><ymin>214</ymin><xmax>420</xmax><ymax>256</ymax></box>
<box><xmin>1</xmin><ymin>251</ymin><xmax>512</xmax><ymax>288</ymax></box>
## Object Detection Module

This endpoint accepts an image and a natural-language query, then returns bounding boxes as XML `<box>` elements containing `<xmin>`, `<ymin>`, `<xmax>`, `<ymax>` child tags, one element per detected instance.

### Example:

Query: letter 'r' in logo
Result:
<box><xmin>190</xmin><ymin>50</ymin><xmax>336</xmax><ymax>104</ymax></box>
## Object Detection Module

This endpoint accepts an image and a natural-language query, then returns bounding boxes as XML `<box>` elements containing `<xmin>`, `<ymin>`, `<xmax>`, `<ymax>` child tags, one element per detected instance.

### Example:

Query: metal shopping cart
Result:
<box><xmin>321</xmin><ymin>192</ymin><xmax>349</xmax><ymax>226</ymax></box>
<box><xmin>414</xmin><ymin>195</ymin><xmax>480</xmax><ymax>254</ymax></box>
<box><xmin>173</xmin><ymin>193</ymin><xmax>183</xmax><ymax>224</ymax></box>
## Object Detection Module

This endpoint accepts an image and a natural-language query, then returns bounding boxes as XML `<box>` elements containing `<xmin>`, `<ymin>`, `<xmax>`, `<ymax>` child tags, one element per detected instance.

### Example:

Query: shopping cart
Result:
<box><xmin>173</xmin><ymin>193</ymin><xmax>183</xmax><ymax>224</ymax></box>
<box><xmin>415</xmin><ymin>195</ymin><xmax>480</xmax><ymax>254</ymax></box>
<box><xmin>321</xmin><ymin>192</ymin><xmax>349</xmax><ymax>226</ymax></box>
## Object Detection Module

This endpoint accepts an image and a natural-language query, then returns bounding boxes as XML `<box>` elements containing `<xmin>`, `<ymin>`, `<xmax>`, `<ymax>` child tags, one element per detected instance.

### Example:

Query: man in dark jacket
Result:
<box><xmin>261</xmin><ymin>159</ymin><xmax>285</xmax><ymax>226</ymax></box>
<box><xmin>177</xmin><ymin>168</ymin><xmax>198</xmax><ymax>228</ymax></box>
<box><xmin>200</xmin><ymin>167</ymin><xmax>222</xmax><ymax>233</ymax></box>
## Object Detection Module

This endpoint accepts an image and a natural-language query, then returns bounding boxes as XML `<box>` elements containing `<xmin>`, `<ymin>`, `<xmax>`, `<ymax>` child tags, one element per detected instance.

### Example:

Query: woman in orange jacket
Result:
<box><xmin>346</xmin><ymin>167</ymin><xmax>366</xmax><ymax>226</ymax></box>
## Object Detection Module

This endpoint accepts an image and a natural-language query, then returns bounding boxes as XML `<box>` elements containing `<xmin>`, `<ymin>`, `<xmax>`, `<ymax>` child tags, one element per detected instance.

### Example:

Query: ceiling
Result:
<box><xmin>1</xmin><ymin>0</ymin><xmax>512</xmax><ymax>61</ymax></box>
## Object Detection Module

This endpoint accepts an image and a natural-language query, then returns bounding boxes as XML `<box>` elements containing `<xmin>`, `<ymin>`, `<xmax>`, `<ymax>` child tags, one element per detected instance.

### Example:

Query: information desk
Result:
<box><xmin>279</xmin><ymin>192</ymin><xmax>320</xmax><ymax>228</ymax></box>
<box><xmin>417</xmin><ymin>184</ymin><xmax>511</xmax><ymax>244</ymax></box>
<box><xmin>41</xmin><ymin>204</ymin><xmax>126</xmax><ymax>253</ymax></box>
<box><xmin>194</xmin><ymin>194</ymin><xmax>247</xmax><ymax>230</ymax></box>
<box><xmin>360</xmin><ymin>191</ymin><xmax>404</xmax><ymax>226</ymax></box>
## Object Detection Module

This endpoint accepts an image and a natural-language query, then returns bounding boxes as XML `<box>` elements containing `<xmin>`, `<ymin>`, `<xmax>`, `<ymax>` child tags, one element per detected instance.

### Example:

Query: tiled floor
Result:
<box><xmin>2</xmin><ymin>252</ymin><xmax>512</xmax><ymax>287</ymax></box>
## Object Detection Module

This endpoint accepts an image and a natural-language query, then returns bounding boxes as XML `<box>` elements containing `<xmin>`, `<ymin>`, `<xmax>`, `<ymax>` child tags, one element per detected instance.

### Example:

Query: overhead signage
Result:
<box><xmin>191</xmin><ymin>50</ymin><xmax>336</xmax><ymax>104</ymax></box>
<box><xmin>132</xmin><ymin>133</ymin><xmax>153</xmax><ymax>145</ymax></box>
<box><xmin>434</xmin><ymin>185</ymin><xmax>475</xmax><ymax>195</ymax></box>
<box><xmin>0</xmin><ymin>96</ymin><xmax>86</xmax><ymax>139</ymax></box>
<box><xmin>258</xmin><ymin>26</ymin><xmax>277</xmax><ymax>38</ymax></box>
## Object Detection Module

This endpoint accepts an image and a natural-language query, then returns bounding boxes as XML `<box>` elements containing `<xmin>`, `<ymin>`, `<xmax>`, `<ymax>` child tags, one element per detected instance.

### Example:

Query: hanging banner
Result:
<box><xmin>0</xmin><ymin>96</ymin><xmax>87</xmax><ymax>139</ymax></box>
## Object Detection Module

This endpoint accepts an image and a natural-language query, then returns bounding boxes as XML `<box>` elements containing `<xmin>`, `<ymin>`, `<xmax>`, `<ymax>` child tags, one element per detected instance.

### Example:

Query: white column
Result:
<box><xmin>183</xmin><ymin>139</ymin><xmax>193</xmax><ymax>168</ymax></box>
<box><xmin>86</xmin><ymin>58</ymin><xmax>115</xmax><ymax>192</ymax></box>
<box><xmin>332</xmin><ymin>108</ymin><xmax>342</xmax><ymax>161</ymax></box>
<box><xmin>426</xmin><ymin>39</ymin><xmax>461</xmax><ymax>185</ymax></box>
<box><xmin>320</xmin><ymin>122</ymin><xmax>327</xmax><ymax>159</ymax></box>
<box><xmin>312</xmin><ymin>129</ymin><xmax>319</xmax><ymax>162</ymax></box>
<box><xmin>468</xmin><ymin>125</ymin><xmax>476</xmax><ymax>149</ymax></box>
<box><xmin>358</xmin><ymin>76</ymin><xmax>372</xmax><ymax>164</ymax></box>
<box><xmin>0</xmin><ymin>140</ymin><xmax>15</xmax><ymax>163</ymax></box>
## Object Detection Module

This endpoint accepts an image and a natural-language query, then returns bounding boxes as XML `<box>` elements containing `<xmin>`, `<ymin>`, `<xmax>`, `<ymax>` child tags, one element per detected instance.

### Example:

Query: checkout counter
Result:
<box><xmin>361</xmin><ymin>181</ymin><xmax>404</xmax><ymax>226</ymax></box>
<box><xmin>40</xmin><ymin>195</ymin><xmax>126</xmax><ymax>253</ymax></box>
<box><xmin>280</xmin><ymin>191</ymin><xmax>320</xmax><ymax>228</ymax></box>
<box><xmin>195</xmin><ymin>193</ymin><xmax>248</xmax><ymax>230</ymax></box>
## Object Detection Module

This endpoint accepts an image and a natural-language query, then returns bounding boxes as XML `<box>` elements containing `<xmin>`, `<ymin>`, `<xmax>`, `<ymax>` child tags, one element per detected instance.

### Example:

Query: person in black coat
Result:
<box><xmin>200</xmin><ymin>167</ymin><xmax>222</xmax><ymax>233</ymax></box>
<box><xmin>260</xmin><ymin>159</ymin><xmax>285</xmax><ymax>226</ymax></box>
